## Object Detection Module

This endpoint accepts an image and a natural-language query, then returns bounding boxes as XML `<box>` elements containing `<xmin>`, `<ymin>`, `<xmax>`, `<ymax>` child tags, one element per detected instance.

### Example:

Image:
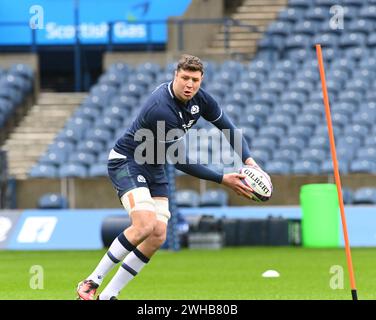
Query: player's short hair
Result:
<box><xmin>176</xmin><ymin>54</ymin><xmax>204</xmax><ymax>75</ymax></box>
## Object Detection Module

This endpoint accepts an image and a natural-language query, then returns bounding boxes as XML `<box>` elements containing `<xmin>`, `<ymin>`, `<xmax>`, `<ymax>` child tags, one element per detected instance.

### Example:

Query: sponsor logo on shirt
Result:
<box><xmin>191</xmin><ymin>105</ymin><xmax>200</xmax><ymax>114</ymax></box>
<box><xmin>137</xmin><ymin>175</ymin><xmax>146</xmax><ymax>183</ymax></box>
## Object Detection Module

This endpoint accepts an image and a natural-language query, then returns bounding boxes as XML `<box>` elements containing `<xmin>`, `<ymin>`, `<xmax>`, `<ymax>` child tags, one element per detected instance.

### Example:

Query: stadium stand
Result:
<box><xmin>25</xmin><ymin>0</ymin><xmax>376</xmax><ymax>180</ymax></box>
<box><xmin>2</xmin><ymin>0</ymin><xmax>376</xmax><ymax>209</ymax></box>
<box><xmin>37</xmin><ymin>193</ymin><xmax>69</xmax><ymax>209</ymax></box>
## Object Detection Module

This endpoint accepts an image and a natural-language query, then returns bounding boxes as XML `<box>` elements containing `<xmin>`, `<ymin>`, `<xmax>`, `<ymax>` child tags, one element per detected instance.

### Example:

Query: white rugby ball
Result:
<box><xmin>239</xmin><ymin>166</ymin><xmax>273</xmax><ymax>202</ymax></box>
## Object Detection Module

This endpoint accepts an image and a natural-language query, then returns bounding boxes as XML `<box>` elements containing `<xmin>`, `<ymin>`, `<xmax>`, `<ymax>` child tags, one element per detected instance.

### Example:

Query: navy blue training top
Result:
<box><xmin>114</xmin><ymin>82</ymin><xmax>252</xmax><ymax>183</ymax></box>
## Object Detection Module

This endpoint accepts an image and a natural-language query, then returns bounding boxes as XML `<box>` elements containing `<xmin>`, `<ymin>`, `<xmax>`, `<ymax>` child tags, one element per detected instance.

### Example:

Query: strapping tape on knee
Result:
<box><xmin>121</xmin><ymin>187</ymin><xmax>155</xmax><ymax>213</ymax></box>
<box><xmin>154</xmin><ymin>199</ymin><xmax>171</xmax><ymax>224</ymax></box>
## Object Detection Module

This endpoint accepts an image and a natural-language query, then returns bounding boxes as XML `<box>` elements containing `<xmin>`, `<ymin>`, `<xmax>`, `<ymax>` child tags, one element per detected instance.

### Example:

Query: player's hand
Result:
<box><xmin>244</xmin><ymin>157</ymin><xmax>260</xmax><ymax>168</ymax></box>
<box><xmin>221</xmin><ymin>172</ymin><xmax>254</xmax><ymax>199</ymax></box>
<box><xmin>244</xmin><ymin>157</ymin><xmax>271</xmax><ymax>181</ymax></box>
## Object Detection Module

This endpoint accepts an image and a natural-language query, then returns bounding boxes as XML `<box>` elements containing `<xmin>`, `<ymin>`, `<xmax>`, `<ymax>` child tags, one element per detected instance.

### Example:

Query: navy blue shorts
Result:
<box><xmin>107</xmin><ymin>157</ymin><xmax>169</xmax><ymax>199</ymax></box>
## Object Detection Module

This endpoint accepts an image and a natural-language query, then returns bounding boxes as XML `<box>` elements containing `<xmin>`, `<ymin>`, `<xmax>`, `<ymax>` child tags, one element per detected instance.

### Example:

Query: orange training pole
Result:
<box><xmin>316</xmin><ymin>44</ymin><xmax>358</xmax><ymax>300</ymax></box>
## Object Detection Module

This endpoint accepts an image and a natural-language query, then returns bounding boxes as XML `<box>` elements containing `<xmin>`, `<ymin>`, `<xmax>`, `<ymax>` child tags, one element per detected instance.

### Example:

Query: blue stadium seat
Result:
<box><xmin>353</xmin><ymin>68</ymin><xmax>375</xmax><ymax>81</ymax></box>
<box><xmin>238</xmin><ymin>127</ymin><xmax>257</xmax><ymax>143</ymax></box>
<box><xmin>249</xmin><ymin>59</ymin><xmax>272</xmax><ymax>73</ymax></box>
<box><xmin>337</xmin><ymin>90</ymin><xmax>363</xmax><ymax>105</ymax></box>
<box><xmin>85</xmin><ymin>128</ymin><xmax>113</xmax><ymax>144</ymax></box>
<box><xmin>343</xmin><ymin>0</ymin><xmax>367</xmax><ymax>7</ymax></box>
<box><xmin>76</xmin><ymin>139</ymin><xmax>105</xmax><ymax>155</ymax></box>
<box><xmin>119</xmin><ymin>83</ymin><xmax>146</xmax><ymax>99</ymax></box>
<box><xmin>48</xmin><ymin>140</ymin><xmax>76</xmax><ymax>154</ymax></box>
<box><xmin>8</xmin><ymin>64</ymin><xmax>34</xmax><ymax>81</ymax></box>
<box><xmin>314</xmin><ymin>124</ymin><xmax>342</xmax><ymax>139</ymax></box>
<box><xmin>29</xmin><ymin>164</ymin><xmax>58</xmax><ymax>178</ymax></box>
<box><xmin>300</xmin><ymin>148</ymin><xmax>327</xmax><ymax>163</ymax></box>
<box><xmin>224</xmin><ymin>92</ymin><xmax>250</xmax><ymax>107</ymax></box>
<box><xmin>237</xmin><ymin>114</ymin><xmax>264</xmax><ymax>129</ymax></box>
<box><xmin>342</xmin><ymin>187</ymin><xmax>354</xmax><ymax>204</ymax></box>
<box><xmin>111</xmin><ymin>95</ymin><xmax>138</xmax><ymax>110</ymax></box>
<box><xmin>331</xmin><ymin>112</ymin><xmax>351</xmax><ymax>127</ymax></box>
<box><xmin>280</xmin><ymin>91</ymin><xmax>307</xmax><ymax>106</ymax></box>
<box><xmin>352</xmin><ymin>111</ymin><xmax>376</xmax><ymax>127</ymax></box>
<box><xmin>274</xmin><ymin>59</ymin><xmax>300</xmax><ymax>73</ymax></box>
<box><xmin>279</xmin><ymin>102</ymin><xmax>300</xmax><ymax>118</ymax></box>
<box><xmin>176</xmin><ymin>189</ymin><xmax>200</xmax><ymax>207</ymax></box>
<box><xmin>233</xmin><ymin>81</ymin><xmax>258</xmax><ymax>96</ymax></box>
<box><xmin>73</xmin><ymin>105</ymin><xmax>102</xmax><ymax>122</ymax></box>
<box><xmin>267</xmin><ymin>21</ymin><xmax>294</xmax><ymax>36</ymax></box>
<box><xmin>137</xmin><ymin>62</ymin><xmax>161</xmax><ymax>76</ymax></box>
<box><xmin>367</xmin><ymin>33</ymin><xmax>376</xmax><ymax>47</ymax></box>
<box><xmin>98</xmin><ymin>72</ymin><xmax>125</xmax><ymax>87</ymax></box>
<box><xmin>313</xmin><ymin>33</ymin><xmax>340</xmax><ymax>48</ymax></box>
<box><xmin>258</xmin><ymin>125</ymin><xmax>285</xmax><ymax>141</ymax></box>
<box><xmin>68</xmin><ymin>152</ymin><xmax>97</xmax><ymax>167</ymax></box>
<box><xmin>364</xmin><ymin>136</ymin><xmax>376</xmax><ymax>147</ymax></box>
<box><xmin>220</xmin><ymin>60</ymin><xmax>243</xmax><ymax>73</ymax></box>
<box><xmin>56</xmin><ymin>127</ymin><xmax>86</xmax><ymax>143</ymax></box>
<box><xmin>289</xmin><ymin>0</ymin><xmax>314</xmax><ymax>9</ymax></box>
<box><xmin>94</xmin><ymin>116</ymin><xmax>122</xmax><ymax>133</ymax></box>
<box><xmin>303</xmin><ymin>101</ymin><xmax>325</xmax><ymax>117</ymax></box>
<box><xmin>39</xmin><ymin>150</ymin><xmax>67</xmax><ymax>166</ymax></box>
<box><xmin>280</xmin><ymin>136</ymin><xmax>306</xmax><ymax>152</ymax></box>
<box><xmin>273</xmin><ymin>148</ymin><xmax>299</xmax><ymax>163</ymax></box>
<box><xmin>285</xmin><ymin>34</ymin><xmax>312</xmax><ymax>50</ymax></box>
<box><xmin>128</xmin><ymin>72</ymin><xmax>155</xmax><ymax>88</ymax></box>
<box><xmin>331</xmin><ymin>101</ymin><xmax>358</xmax><ymax>116</ymax></box>
<box><xmin>249</xmin><ymin>148</ymin><xmax>272</xmax><ymax>164</ymax></box>
<box><xmin>268</xmin><ymin>70</ymin><xmax>293</xmax><ymax>83</ymax></box>
<box><xmin>265</xmin><ymin>160</ymin><xmax>292</xmax><ymax>175</ymax></box>
<box><xmin>293</xmin><ymin>20</ymin><xmax>319</xmax><ymax>36</ymax></box>
<box><xmin>278</xmin><ymin>7</ymin><xmax>305</xmax><ymax>23</ymax></box>
<box><xmin>95</xmin><ymin>150</ymin><xmax>110</xmax><ymax>163</ymax></box>
<box><xmin>260</xmin><ymin>80</ymin><xmax>285</xmax><ymax>95</ymax></box>
<box><xmin>223</xmin><ymin>103</ymin><xmax>243</xmax><ymax>120</ymax></box>
<box><xmin>342</xmin><ymin>124</ymin><xmax>369</xmax><ymax>139</ymax></box>
<box><xmin>309</xmin><ymin>135</ymin><xmax>330</xmax><ymax>150</ymax></box>
<box><xmin>102</xmin><ymin>105</ymin><xmax>130</xmax><ymax>120</ymax></box>
<box><xmin>292</xmin><ymin>160</ymin><xmax>321</xmax><ymax>174</ymax></box>
<box><xmin>38</xmin><ymin>193</ymin><xmax>69</xmax><ymax>209</ymax></box>
<box><xmin>359</xmin><ymin>5</ymin><xmax>376</xmax><ymax>20</ymax></box>
<box><xmin>349</xmin><ymin>159</ymin><xmax>376</xmax><ymax>173</ymax></box>
<box><xmin>59</xmin><ymin>163</ymin><xmax>88</xmax><ymax>178</ymax></box>
<box><xmin>330</xmin><ymin>58</ymin><xmax>356</xmax><ymax>72</ymax></box>
<box><xmin>339</xmin><ymin>32</ymin><xmax>367</xmax><ymax>48</ymax></box>
<box><xmin>199</xmin><ymin>189</ymin><xmax>228</xmax><ymax>207</ymax></box>
<box><xmin>316</xmin><ymin>0</ymin><xmax>341</xmax><ymax>7</ymax></box>
<box><xmin>108</xmin><ymin>62</ymin><xmax>131</xmax><ymax>75</ymax></box>
<box><xmin>288</xmin><ymin>79</ymin><xmax>315</xmax><ymax>95</ymax></box>
<box><xmin>337</xmin><ymin>135</ymin><xmax>363</xmax><ymax>149</ymax></box>
<box><xmin>288</xmin><ymin>125</ymin><xmax>314</xmax><ymax>141</ymax></box>
<box><xmin>320</xmin><ymin>159</ymin><xmax>350</xmax><ymax>174</ymax></box>
<box><xmin>295</xmin><ymin>112</ymin><xmax>322</xmax><ymax>128</ymax></box>
<box><xmin>305</xmin><ymin>6</ymin><xmax>331</xmax><ymax>22</ymax></box>
<box><xmin>352</xmin><ymin>187</ymin><xmax>376</xmax><ymax>204</ymax></box>
<box><xmin>218</xmin><ymin>70</ymin><xmax>238</xmax><ymax>86</ymax></box>
<box><xmin>336</xmin><ymin>146</ymin><xmax>357</xmax><ymax>162</ymax></box>
<box><xmin>245</xmin><ymin>103</ymin><xmax>271</xmax><ymax>118</ymax></box>
<box><xmin>65</xmin><ymin>116</ymin><xmax>92</xmax><ymax>131</ymax></box>
<box><xmin>266</xmin><ymin>113</ymin><xmax>295</xmax><ymax>130</ymax></box>
<box><xmin>286</xmin><ymin>48</ymin><xmax>316</xmax><ymax>63</ymax></box>
<box><xmin>348</xmin><ymin>19</ymin><xmax>374</xmax><ymax>34</ymax></box>
<box><xmin>356</xmin><ymin>147</ymin><xmax>376</xmax><ymax>162</ymax></box>
<box><xmin>239</xmin><ymin>70</ymin><xmax>266</xmax><ymax>84</ymax></box>
<box><xmin>88</xmin><ymin>164</ymin><xmax>108</xmax><ymax>177</ymax></box>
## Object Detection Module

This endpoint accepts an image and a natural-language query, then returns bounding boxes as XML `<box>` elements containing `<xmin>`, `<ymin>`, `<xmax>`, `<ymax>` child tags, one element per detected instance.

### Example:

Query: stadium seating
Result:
<box><xmin>38</xmin><ymin>193</ymin><xmax>69</xmax><ymax>209</ymax></box>
<box><xmin>30</xmin><ymin>0</ymin><xmax>376</xmax><ymax>180</ymax></box>
<box><xmin>199</xmin><ymin>189</ymin><xmax>229</xmax><ymax>207</ymax></box>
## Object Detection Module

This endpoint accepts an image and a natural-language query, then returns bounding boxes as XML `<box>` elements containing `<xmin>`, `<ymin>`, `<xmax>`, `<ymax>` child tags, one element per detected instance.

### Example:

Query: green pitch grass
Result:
<box><xmin>0</xmin><ymin>247</ymin><xmax>375</xmax><ymax>300</ymax></box>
